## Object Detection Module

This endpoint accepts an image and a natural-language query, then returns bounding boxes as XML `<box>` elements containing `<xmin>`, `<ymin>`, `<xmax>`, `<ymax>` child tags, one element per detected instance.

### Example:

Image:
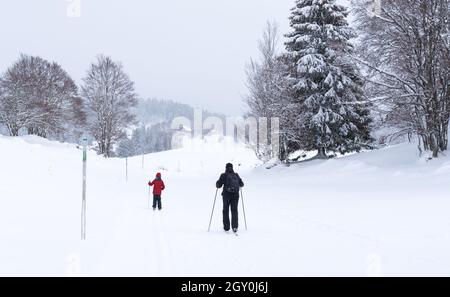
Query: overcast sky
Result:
<box><xmin>0</xmin><ymin>0</ymin><xmax>302</xmax><ymax>116</ymax></box>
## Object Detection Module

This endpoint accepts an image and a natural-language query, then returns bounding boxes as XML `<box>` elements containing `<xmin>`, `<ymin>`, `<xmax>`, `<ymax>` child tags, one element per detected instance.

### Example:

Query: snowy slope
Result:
<box><xmin>1</xmin><ymin>135</ymin><xmax>450</xmax><ymax>276</ymax></box>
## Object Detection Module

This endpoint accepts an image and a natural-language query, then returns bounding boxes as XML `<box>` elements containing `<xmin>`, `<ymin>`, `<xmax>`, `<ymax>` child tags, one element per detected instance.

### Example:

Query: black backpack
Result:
<box><xmin>225</xmin><ymin>173</ymin><xmax>240</xmax><ymax>194</ymax></box>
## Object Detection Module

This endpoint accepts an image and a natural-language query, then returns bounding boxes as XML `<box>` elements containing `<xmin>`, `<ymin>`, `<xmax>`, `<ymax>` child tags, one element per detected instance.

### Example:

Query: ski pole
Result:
<box><xmin>208</xmin><ymin>189</ymin><xmax>219</xmax><ymax>232</ymax></box>
<box><xmin>148</xmin><ymin>187</ymin><xmax>151</xmax><ymax>209</ymax></box>
<box><xmin>240</xmin><ymin>188</ymin><xmax>248</xmax><ymax>231</ymax></box>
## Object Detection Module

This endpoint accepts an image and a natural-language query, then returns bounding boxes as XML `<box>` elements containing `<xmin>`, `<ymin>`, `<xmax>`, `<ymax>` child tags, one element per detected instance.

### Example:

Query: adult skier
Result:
<box><xmin>148</xmin><ymin>172</ymin><xmax>165</xmax><ymax>210</ymax></box>
<box><xmin>216</xmin><ymin>163</ymin><xmax>244</xmax><ymax>233</ymax></box>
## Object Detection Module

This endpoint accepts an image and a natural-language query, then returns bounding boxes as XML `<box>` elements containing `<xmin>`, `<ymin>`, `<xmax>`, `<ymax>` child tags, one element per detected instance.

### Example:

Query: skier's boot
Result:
<box><xmin>232</xmin><ymin>228</ymin><xmax>238</xmax><ymax>233</ymax></box>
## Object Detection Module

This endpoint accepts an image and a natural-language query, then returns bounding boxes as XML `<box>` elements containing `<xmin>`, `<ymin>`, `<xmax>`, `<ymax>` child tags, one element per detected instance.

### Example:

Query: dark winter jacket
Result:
<box><xmin>148</xmin><ymin>172</ymin><xmax>165</xmax><ymax>195</ymax></box>
<box><xmin>216</xmin><ymin>167</ymin><xmax>244</xmax><ymax>195</ymax></box>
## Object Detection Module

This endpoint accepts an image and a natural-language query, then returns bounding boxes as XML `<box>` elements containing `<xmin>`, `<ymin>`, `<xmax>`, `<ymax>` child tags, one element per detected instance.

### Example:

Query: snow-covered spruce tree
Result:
<box><xmin>81</xmin><ymin>55</ymin><xmax>138</xmax><ymax>157</ymax></box>
<box><xmin>285</xmin><ymin>0</ymin><xmax>372</xmax><ymax>158</ymax></box>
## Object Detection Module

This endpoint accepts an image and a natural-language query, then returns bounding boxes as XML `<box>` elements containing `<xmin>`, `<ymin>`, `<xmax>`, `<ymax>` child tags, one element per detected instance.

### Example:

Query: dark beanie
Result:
<box><xmin>226</xmin><ymin>163</ymin><xmax>233</xmax><ymax>170</ymax></box>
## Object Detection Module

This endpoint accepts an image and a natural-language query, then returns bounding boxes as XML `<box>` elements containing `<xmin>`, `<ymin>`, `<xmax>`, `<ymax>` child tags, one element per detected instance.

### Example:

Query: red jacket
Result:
<box><xmin>148</xmin><ymin>173</ymin><xmax>165</xmax><ymax>195</ymax></box>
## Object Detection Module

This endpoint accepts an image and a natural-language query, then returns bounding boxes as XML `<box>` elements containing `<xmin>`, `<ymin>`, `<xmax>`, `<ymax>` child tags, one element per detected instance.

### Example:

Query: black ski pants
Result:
<box><xmin>222</xmin><ymin>192</ymin><xmax>239</xmax><ymax>231</ymax></box>
<box><xmin>153</xmin><ymin>195</ymin><xmax>162</xmax><ymax>210</ymax></box>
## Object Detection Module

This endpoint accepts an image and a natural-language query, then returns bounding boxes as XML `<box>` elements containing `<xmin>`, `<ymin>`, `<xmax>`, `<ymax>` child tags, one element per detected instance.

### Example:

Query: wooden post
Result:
<box><xmin>81</xmin><ymin>137</ymin><xmax>87</xmax><ymax>240</ymax></box>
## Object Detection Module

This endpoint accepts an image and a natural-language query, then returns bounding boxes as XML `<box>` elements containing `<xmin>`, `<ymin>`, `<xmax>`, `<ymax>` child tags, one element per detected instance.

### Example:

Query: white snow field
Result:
<box><xmin>1</xmin><ymin>135</ymin><xmax>450</xmax><ymax>276</ymax></box>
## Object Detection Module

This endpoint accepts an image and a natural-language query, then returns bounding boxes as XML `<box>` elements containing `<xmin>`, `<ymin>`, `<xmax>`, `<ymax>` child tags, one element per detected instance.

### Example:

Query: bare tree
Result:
<box><xmin>245</xmin><ymin>22</ymin><xmax>298</xmax><ymax>161</ymax></box>
<box><xmin>0</xmin><ymin>54</ymin><xmax>82</xmax><ymax>137</ymax></box>
<box><xmin>354</xmin><ymin>0</ymin><xmax>450</xmax><ymax>157</ymax></box>
<box><xmin>81</xmin><ymin>55</ymin><xmax>138</xmax><ymax>157</ymax></box>
<box><xmin>245</xmin><ymin>21</ymin><xmax>281</xmax><ymax>119</ymax></box>
<box><xmin>0</xmin><ymin>82</ymin><xmax>28</xmax><ymax>136</ymax></box>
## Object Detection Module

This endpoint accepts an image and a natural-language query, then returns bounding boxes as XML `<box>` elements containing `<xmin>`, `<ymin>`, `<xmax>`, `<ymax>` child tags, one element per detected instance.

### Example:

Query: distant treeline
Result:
<box><xmin>117</xmin><ymin>98</ymin><xmax>226</xmax><ymax>157</ymax></box>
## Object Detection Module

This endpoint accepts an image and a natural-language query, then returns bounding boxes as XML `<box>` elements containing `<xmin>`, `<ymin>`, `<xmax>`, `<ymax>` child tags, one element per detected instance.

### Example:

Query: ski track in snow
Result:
<box><xmin>152</xmin><ymin>209</ymin><xmax>174</xmax><ymax>275</ymax></box>
<box><xmin>92</xmin><ymin>193</ymin><xmax>176</xmax><ymax>276</ymax></box>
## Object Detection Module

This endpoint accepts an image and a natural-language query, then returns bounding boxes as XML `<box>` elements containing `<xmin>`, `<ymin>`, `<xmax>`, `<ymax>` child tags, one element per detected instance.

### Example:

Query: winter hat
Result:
<box><xmin>226</xmin><ymin>163</ymin><xmax>233</xmax><ymax>170</ymax></box>
<box><xmin>156</xmin><ymin>172</ymin><xmax>161</xmax><ymax>178</ymax></box>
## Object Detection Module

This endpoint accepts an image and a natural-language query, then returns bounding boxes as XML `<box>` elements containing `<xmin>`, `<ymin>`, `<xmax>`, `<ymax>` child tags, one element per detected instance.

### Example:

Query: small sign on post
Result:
<box><xmin>81</xmin><ymin>137</ymin><xmax>87</xmax><ymax>240</ymax></box>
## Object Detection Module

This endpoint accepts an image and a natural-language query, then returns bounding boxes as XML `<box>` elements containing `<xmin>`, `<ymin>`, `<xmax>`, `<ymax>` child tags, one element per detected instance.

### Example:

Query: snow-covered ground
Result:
<box><xmin>1</xmin><ymin>135</ymin><xmax>450</xmax><ymax>276</ymax></box>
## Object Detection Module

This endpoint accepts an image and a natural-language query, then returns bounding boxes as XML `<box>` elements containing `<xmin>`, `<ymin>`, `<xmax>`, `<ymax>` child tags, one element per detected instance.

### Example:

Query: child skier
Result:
<box><xmin>148</xmin><ymin>172</ymin><xmax>165</xmax><ymax>210</ymax></box>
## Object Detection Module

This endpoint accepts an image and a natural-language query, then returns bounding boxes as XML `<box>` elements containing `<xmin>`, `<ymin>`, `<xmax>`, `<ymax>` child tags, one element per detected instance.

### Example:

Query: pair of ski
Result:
<box><xmin>225</xmin><ymin>230</ymin><xmax>239</xmax><ymax>236</ymax></box>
